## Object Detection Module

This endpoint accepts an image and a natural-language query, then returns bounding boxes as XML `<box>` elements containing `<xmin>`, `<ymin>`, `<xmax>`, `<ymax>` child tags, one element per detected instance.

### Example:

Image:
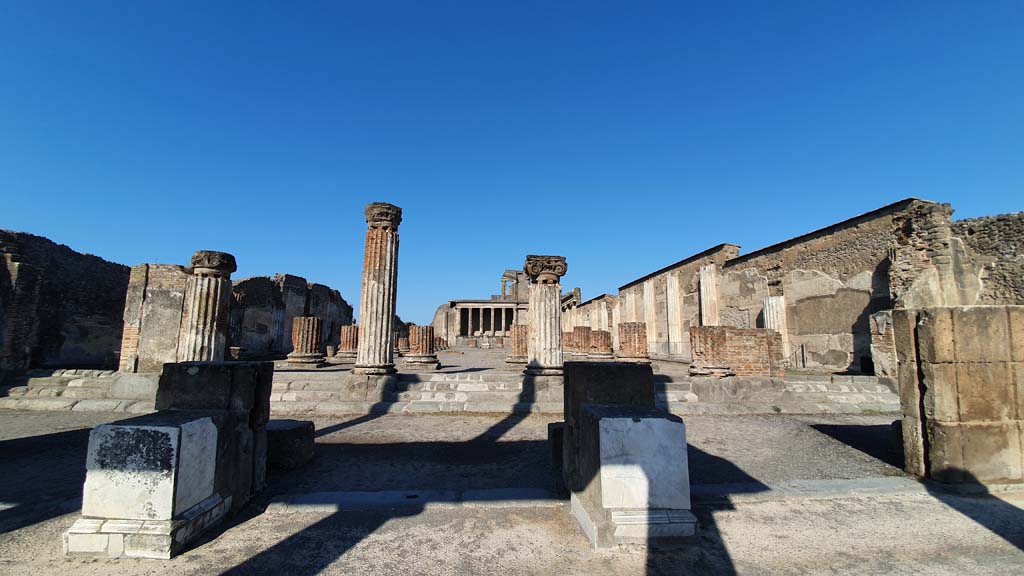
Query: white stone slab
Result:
<box><xmin>82</xmin><ymin>425</ymin><xmax>180</xmax><ymax>520</ymax></box>
<box><xmin>598</xmin><ymin>417</ymin><xmax>690</xmax><ymax>510</ymax></box>
<box><xmin>174</xmin><ymin>417</ymin><xmax>217</xmax><ymax>516</ymax></box>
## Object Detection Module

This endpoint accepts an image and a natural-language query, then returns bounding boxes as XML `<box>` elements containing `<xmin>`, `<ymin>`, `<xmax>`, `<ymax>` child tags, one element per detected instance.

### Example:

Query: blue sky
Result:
<box><xmin>1</xmin><ymin>1</ymin><xmax>1021</xmax><ymax>323</ymax></box>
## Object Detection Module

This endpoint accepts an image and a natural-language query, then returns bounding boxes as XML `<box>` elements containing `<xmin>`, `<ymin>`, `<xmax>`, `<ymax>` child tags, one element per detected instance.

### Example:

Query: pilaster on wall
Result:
<box><xmin>699</xmin><ymin>264</ymin><xmax>720</xmax><ymax>326</ymax></box>
<box><xmin>0</xmin><ymin>254</ymin><xmax>43</xmax><ymax>375</ymax></box>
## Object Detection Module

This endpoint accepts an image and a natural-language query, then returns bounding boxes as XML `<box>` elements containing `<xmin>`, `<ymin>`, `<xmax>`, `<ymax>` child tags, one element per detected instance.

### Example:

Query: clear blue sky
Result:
<box><xmin>1</xmin><ymin>2</ymin><xmax>1021</xmax><ymax>324</ymax></box>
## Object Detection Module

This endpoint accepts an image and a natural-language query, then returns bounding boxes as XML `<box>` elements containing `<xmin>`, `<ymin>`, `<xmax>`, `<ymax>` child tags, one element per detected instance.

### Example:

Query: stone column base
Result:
<box><xmin>353</xmin><ymin>364</ymin><xmax>397</xmax><ymax>375</ymax></box>
<box><xmin>333</xmin><ymin>351</ymin><xmax>357</xmax><ymax>364</ymax></box>
<box><xmin>524</xmin><ymin>365</ymin><xmax>564</xmax><ymax>376</ymax></box>
<box><xmin>570</xmin><ymin>494</ymin><xmax>697</xmax><ymax>549</ymax></box>
<box><xmin>401</xmin><ymin>355</ymin><xmax>441</xmax><ymax>371</ymax></box>
<box><xmin>286</xmin><ymin>352</ymin><xmax>328</xmax><ymax>367</ymax></box>
<box><xmin>588</xmin><ymin>352</ymin><xmax>615</xmax><ymax>360</ymax></box>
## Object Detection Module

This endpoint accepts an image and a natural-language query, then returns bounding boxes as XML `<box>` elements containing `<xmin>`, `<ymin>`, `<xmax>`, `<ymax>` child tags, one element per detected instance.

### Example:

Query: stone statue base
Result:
<box><xmin>524</xmin><ymin>365</ymin><xmax>564</xmax><ymax>376</ymax></box>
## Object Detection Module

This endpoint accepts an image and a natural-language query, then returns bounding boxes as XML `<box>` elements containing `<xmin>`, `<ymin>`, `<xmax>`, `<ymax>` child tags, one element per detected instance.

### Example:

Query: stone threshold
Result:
<box><xmin>266</xmin><ymin>488</ymin><xmax>561</xmax><ymax>513</ymax></box>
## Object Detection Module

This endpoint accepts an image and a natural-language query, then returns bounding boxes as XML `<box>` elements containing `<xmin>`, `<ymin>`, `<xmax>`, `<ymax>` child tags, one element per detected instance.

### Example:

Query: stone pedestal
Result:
<box><xmin>525</xmin><ymin>255</ymin><xmax>568</xmax><ymax>376</ymax></box>
<box><xmin>334</xmin><ymin>325</ymin><xmax>358</xmax><ymax>362</ymax></box>
<box><xmin>177</xmin><ymin>251</ymin><xmax>236</xmax><ymax>362</ymax></box>
<box><xmin>617</xmin><ymin>322</ymin><xmax>651</xmax><ymax>363</ymax></box>
<box><xmin>354</xmin><ymin>203</ymin><xmax>401</xmax><ymax>375</ymax></box>
<box><xmin>267</xmin><ymin>419</ymin><xmax>315</xmax><ymax>470</ymax></box>
<box><xmin>506</xmin><ymin>324</ymin><xmax>529</xmax><ymax>365</ymax></box>
<box><xmin>588</xmin><ymin>330</ymin><xmax>614</xmax><ymax>360</ymax></box>
<box><xmin>403</xmin><ymin>325</ymin><xmax>440</xmax><ymax>371</ymax></box>
<box><xmin>287</xmin><ymin>317</ymin><xmax>327</xmax><ymax>366</ymax></box>
<box><xmin>64</xmin><ymin>362</ymin><xmax>272</xmax><ymax>559</ymax></box>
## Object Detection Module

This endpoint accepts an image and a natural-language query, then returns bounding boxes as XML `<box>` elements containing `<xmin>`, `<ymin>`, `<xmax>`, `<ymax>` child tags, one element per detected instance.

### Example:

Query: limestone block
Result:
<box><xmin>82</xmin><ymin>416</ymin><xmax>217</xmax><ymax>521</ymax></box>
<box><xmin>959</xmin><ymin>422</ymin><xmax>1023</xmax><ymax>483</ymax></box>
<box><xmin>1010</xmin><ymin>308</ymin><xmax>1024</xmax><ymax>362</ymax></box>
<box><xmin>110</xmin><ymin>373</ymin><xmax>160</xmax><ymax>401</ymax></box>
<box><xmin>598</xmin><ymin>416</ymin><xmax>689</xmax><ymax>510</ymax></box>
<box><xmin>891</xmin><ymin>308</ymin><xmax>919</xmax><ymax>365</ymax></box>
<box><xmin>902</xmin><ymin>415</ymin><xmax>926</xmax><ymax>477</ymax></box>
<box><xmin>920</xmin><ymin>362</ymin><xmax>958</xmax><ymax>423</ymax></box>
<box><xmin>955</xmin><ymin>362</ymin><xmax>1014</xmax><ymax>422</ymax></box>
<box><xmin>915</xmin><ymin>308</ymin><xmax>955</xmax><ymax>364</ymax></box>
<box><xmin>952</xmin><ymin>307</ymin><xmax>1010</xmax><ymax>363</ymax></box>
<box><xmin>267</xmin><ymin>419</ymin><xmax>315</xmax><ymax>469</ymax></box>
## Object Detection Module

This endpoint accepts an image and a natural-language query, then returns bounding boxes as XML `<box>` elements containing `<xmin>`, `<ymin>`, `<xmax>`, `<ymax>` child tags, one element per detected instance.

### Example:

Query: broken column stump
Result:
<box><xmin>287</xmin><ymin>316</ymin><xmax>327</xmax><ymax>367</ymax></box>
<box><xmin>334</xmin><ymin>324</ymin><xmax>358</xmax><ymax>363</ymax></box>
<box><xmin>402</xmin><ymin>325</ymin><xmax>440</xmax><ymax>371</ymax></box>
<box><xmin>63</xmin><ymin>361</ymin><xmax>273</xmax><ymax>559</ymax></box>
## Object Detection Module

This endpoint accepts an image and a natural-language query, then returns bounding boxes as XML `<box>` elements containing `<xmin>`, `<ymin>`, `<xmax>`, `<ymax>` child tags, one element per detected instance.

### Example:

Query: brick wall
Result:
<box><xmin>689</xmin><ymin>325</ymin><xmax>784</xmax><ymax>377</ymax></box>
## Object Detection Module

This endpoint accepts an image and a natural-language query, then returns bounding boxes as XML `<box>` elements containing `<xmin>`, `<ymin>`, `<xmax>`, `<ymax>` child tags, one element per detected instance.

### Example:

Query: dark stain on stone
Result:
<box><xmin>93</xmin><ymin>427</ymin><xmax>175</xmax><ymax>471</ymax></box>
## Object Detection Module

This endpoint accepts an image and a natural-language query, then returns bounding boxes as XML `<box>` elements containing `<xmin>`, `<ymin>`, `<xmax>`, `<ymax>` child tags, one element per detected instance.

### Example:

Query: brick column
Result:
<box><xmin>403</xmin><ymin>325</ymin><xmax>440</xmax><ymax>370</ymax></box>
<box><xmin>589</xmin><ymin>330</ymin><xmax>614</xmax><ymax>360</ymax></box>
<box><xmin>335</xmin><ymin>324</ymin><xmax>358</xmax><ymax>362</ymax></box>
<box><xmin>354</xmin><ymin>203</ymin><xmax>401</xmax><ymax>375</ymax></box>
<box><xmin>177</xmin><ymin>250</ymin><xmax>236</xmax><ymax>362</ymax></box>
<box><xmin>287</xmin><ymin>316</ymin><xmax>326</xmax><ymax>366</ymax></box>
<box><xmin>617</xmin><ymin>322</ymin><xmax>650</xmax><ymax>363</ymax></box>
<box><xmin>506</xmin><ymin>324</ymin><xmax>529</xmax><ymax>365</ymax></box>
<box><xmin>397</xmin><ymin>336</ymin><xmax>410</xmax><ymax>354</ymax></box>
<box><xmin>525</xmin><ymin>255</ymin><xmax>567</xmax><ymax>376</ymax></box>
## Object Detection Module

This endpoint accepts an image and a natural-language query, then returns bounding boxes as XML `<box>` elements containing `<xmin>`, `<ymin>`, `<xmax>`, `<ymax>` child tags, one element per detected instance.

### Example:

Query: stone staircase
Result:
<box><xmin>270</xmin><ymin>369</ymin><xmax>564</xmax><ymax>415</ymax></box>
<box><xmin>0</xmin><ymin>369</ymin><xmax>156</xmax><ymax>413</ymax></box>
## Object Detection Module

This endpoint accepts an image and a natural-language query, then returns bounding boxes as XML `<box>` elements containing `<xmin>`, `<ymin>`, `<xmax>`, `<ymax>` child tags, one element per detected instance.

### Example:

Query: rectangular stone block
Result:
<box><xmin>926</xmin><ymin>421</ymin><xmax>966</xmax><ymax>483</ymax></box>
<box><xmin>598</xmin><ymin>415</ymin><xmax>689</xmax><ymax>510</ymax></box>
<box><xmin>952</xmin><ymin>307</ymin><xmax>1010</xmax><ymax>363</ymax></box>
<box><xmin>891</xmin><ymin>308</ymin><xmax>919</xmax><ymax>365</ymax></box>
<box><xmin>902</xmin><ymin>415</ymin><xmax>926</xmax><ymax>477</ymax></box>
<box><xmin>1010</xmin><ymin>308</ymin><xmax>1024</xmax><ymax>362</ymax></box>
<box><xmin>81</xmin><ymin>413</ymin><xmax>218</xmax><ymax>521</ymax></box>
<box><xmin>916</xmin><ymin>308</ymin><xmax>955</xmax><ymax>364</ymax></box>
<box><xmin>897</xmin><ymin>360</ymin><xmax>921</xmax><ymax>419</ymax></box>
<box><xmin>955</xmin><ymin>362</ymin><xmax>1013</xmax><ymax>422</ymax></box>
<box><xmin>920</xmin><ymin>362</ymin><xmax>958</xmax><ymax>423</ymax></box>
<box><xmin>960</xmin><ymin>421</ymin><xmax>1023</xmax><ymax>483</ymax></box>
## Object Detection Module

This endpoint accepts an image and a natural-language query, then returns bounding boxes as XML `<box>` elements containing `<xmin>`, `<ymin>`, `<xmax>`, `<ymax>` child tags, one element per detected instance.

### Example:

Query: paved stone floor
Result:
<box><xmin>1</xmin><ymin>410</ymin><xmax>1023</xmax><ymax>575</ymax></box>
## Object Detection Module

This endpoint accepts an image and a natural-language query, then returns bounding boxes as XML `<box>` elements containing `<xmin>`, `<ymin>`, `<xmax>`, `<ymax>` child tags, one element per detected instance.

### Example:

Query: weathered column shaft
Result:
<box><xmin>761</xmin><ymin>296</ymin><xmax>790</xmax><ymax>358</ymax></box>
<box><xmin>524</xmin><ymin>255</ymin><xmax>567</xmax><ymax>376</ymax></box>
<box><xmin>589</xmin><ymin>329</ymin><xmax>614</xmax><ymax>358</ymax></box>
<box><xmin>336</xmin><ymin>325</ymin><xmax>358</xmax><ymax>357</ymax></box>
<box><xmin>618</xmin><ymin>322</ymin><xmax>650</xmax><ymax>360</ymax></box>
<box><xmin>403</xmin><ymin>325</ymin><xmax>440</xmax><ymax>370</ymax></box>
<box><xmin>287</xmin><ymin>317</ymin><xmax>325</xmax><ymax>364</ymax></box>
<box><xmin>354</xmin><ymin>203</ymin><xmax>401</xmax><ymax>375</ymax></box>
<box><xmin>699</xmin><ymin>264</ymin><xmax>720</xmax><ymax>327</ymax></box>
<box><xmin>178</xmin><ymin>251</ymin><xmax>236</xmax><ymax>362</ymax></box>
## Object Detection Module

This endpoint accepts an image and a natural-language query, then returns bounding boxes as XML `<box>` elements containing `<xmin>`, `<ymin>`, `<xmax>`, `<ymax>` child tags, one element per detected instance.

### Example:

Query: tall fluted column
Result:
<box><xmin>403</xmin><ymin>325</ymin><xmax>440</xmax><ymax>371</ymax></box>
<box><xmin>762</xmin><ymin>296</ymin><xmax>791</xmax><ymax>358</ymax></box>
<box><xmin>335</xmin><ymin>325</ymin><xmax>358</xmax><ymax>362</ymax></box>
<box><xmin>287</xmin><ymin>316</ymin><xmax>326</xmax><ymax>366</ymax></box>
<box><xmin>525</xmin><ymin>255</ymin><xmax>567</xmax><ymax>376</ymax></box>
<box><xmin>617</xmin><ymin>321</ymin><xmax>650</xmax><ymax>363</ymax></box>
<box><xmin>354</xmin><ymin>203</ymin><xmax>402</xmax><ymax>375</ymax></box>
<box><xmin>177</xmin><ymin>250</ymin><xmax>236</xmax><ymax>362</ymax></box>
<box><xmin>699</xmin><ymin>264</ymin><xmax>720</xmax><ymax>327</ymax></box>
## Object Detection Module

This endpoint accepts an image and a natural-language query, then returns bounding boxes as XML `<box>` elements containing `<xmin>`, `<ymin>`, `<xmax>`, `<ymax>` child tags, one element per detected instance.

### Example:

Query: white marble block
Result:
<box><xmin>82</xmin><ymin>417</ymin><xmax>217</xmax><ymax>521</ymax></box>
<box><xmin>598</xmin><ymin>416</ymin><xmax>690</xmax><ymax>511</ymax></box>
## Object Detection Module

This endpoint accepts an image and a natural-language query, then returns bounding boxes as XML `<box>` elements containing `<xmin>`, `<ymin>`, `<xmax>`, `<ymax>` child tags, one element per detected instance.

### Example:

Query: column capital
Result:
<box><xmin>190</xmin><ymin>251</ymin><xmax>237</xmax><ymax>279</ymax></box>
<box><xmin>365</xmin><ymin>202</ymin><xmax>403</xmax><ymax>230</ymax></box>
<box><xmin>524</xmin><ymin>255</ymin><xmax>567</xmax><ymax>284</ymax></box>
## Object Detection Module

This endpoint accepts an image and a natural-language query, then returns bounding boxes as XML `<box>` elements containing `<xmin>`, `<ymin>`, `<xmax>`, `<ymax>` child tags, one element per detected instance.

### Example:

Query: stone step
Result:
<box><xmin>394</xmin><ymin>390</ymin><xmax>525</xmax><ymax>403</ymax></box>
<box><xmin>779</xmin><ymin>392</ymin><xmax>900</xmax><ymax>405</ymax></box>
<box><xmin>397</xmin><ymin>372</ymin><xmax>525</xmax><ymax>383</ymax></box>
<box><xmin>784</xmin><ymin>382</ymin><xmax>897</xmax><ymax>394</ymax></box>
<box><xmin>0</xmin><ymin>396</ymin><xmax>154</xmax><ymax>413</ymax></box>
<box><xmin>269</xmin><ymin>400</ymin><xmax>564</xmax><ymax>416</ymax></box>
<box><xmin>11</xmin><ymin>385</ymin><xmax>113</xmax><ymax>400</ymax></box>
<box><xmin>395</xmin><ymin>381</ymin><xmax>523</xmax><ymax>393</ymax></box>
<box><xmin>660</xmin><ymin>401</ymin><xmax>901</xmax><ymax>416</ymax></box>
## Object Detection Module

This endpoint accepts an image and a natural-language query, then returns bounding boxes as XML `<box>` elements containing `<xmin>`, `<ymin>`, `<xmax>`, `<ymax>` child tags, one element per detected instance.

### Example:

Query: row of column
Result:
<box><xmin>459</xmin><ymin>306</ymin><xmax>515</xmax><ymax>336</ymax></box>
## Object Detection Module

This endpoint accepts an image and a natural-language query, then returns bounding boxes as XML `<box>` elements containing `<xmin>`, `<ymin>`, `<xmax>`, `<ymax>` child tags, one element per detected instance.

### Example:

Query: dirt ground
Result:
<box><xmin>1</xmin><ymin>410</ymin><xmax>1022</xmax><ymax>575</ymax></box>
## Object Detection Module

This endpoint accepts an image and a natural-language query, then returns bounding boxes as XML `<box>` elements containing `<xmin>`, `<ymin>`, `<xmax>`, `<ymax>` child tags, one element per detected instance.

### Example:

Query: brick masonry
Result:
<box><xmin>689</xmin><ymin>325</ymin><xmax>784</xmax><ymax>378</ymax></box>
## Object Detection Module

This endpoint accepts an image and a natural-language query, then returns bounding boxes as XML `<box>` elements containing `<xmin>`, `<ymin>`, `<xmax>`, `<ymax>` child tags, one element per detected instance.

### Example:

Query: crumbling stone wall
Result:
<box><xmin>689</xmin><ymin>325</ymin><xmax>784</xmax><ymax>377</ymax></box>
<box><xmin>229</xmin><ymin>274</ymin><xmax>352</xmax><ymax>358</ymax></box>
<box><xmin>951</xmin><ymin>213</ymin><xmax>1024</xmax><ymax>305</ymax></box>
<box><xmin>1</xmin><ymin>230</ymin><xmax>129</xmax><ymax>373</ymax></box>
<box><xmin>119</xmin><ymin>264</ymin><xmax>190</xmax><ymax>372</ymax></box>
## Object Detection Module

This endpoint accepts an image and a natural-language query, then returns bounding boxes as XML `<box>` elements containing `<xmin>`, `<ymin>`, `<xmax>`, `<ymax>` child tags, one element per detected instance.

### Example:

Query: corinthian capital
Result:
<box><xmin>524</xmin><ymin>255</ymin><xmax>567</xmax><ymax>284</ymax></box>
<box><xmin>365</xmin><ymin>202</ymin><xmax>403</xmax><ymax>229</ymax></box>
